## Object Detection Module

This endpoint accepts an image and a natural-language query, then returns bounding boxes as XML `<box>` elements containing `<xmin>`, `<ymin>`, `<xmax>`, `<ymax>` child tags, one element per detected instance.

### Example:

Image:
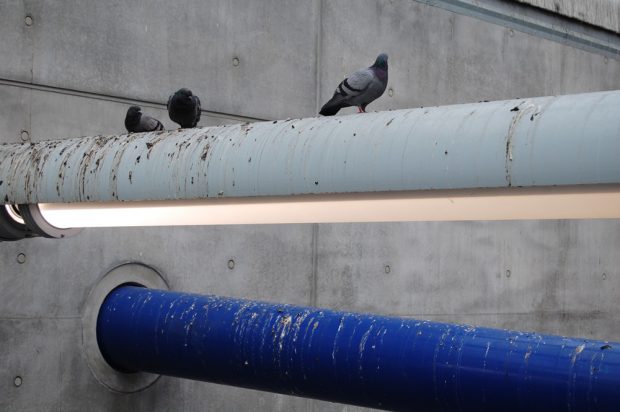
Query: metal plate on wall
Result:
<box><xmin>81</xmin><ymin>262</ymin><xmax>169</xmax><ymax>393</ymax></box>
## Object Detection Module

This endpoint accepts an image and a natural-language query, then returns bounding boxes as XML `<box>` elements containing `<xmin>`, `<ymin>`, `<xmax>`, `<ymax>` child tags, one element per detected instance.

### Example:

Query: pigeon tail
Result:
<box><xmin>193</xmin><ymin>96</ymin><xmax>202</xmax><ymax>127</ymax></box>
<box><xmin>319</xmin><ymin>97</ymin><xmax>347</xmax><ymax>116</ymax></box>
<box><xmin>319</xmin><ymin>105</ymin><xmax>341</xmax><ymax>116</ymax></box>
<box><xmin>151</xmin><ymin>119</ymin><xmax>165</xmax><ymax>131</ymax></box>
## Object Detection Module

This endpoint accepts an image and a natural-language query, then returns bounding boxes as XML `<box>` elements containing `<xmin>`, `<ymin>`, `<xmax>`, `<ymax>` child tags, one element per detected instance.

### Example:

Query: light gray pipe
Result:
<box><xmin>0</xmin><ymin>90</ymin><xmax>619</xmax><ymax>204</ymax></box>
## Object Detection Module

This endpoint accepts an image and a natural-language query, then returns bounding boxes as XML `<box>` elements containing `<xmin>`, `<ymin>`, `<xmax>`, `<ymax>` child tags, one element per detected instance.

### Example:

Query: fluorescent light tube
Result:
<box><xmin>37</xmin><ymin>185</ymin><xmax>620</xmax><ymax>228</ymax></box>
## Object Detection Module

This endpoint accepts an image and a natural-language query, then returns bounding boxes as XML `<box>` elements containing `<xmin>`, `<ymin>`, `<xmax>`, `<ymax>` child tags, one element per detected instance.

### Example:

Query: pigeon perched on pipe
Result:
<box><xmin>124</xmin><ymin>106</ymin><xmax>164</xmax><ymax>133</ymax></box>
<box><xmin>320</xmin><ymin>53</ymin><xmax>388</xmax><ymax>116</ymax></box>
<box><xmin>167</xmin><ymin>88</ymin><xmax>202</xmax><ymax>128</ymax></box>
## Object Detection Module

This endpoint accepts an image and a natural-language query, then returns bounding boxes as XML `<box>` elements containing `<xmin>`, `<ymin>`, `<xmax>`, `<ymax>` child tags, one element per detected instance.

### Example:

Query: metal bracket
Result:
<box><xmin>19</xmin><ymin>204</ymin><xmax>81</xmax><ymax>238</ymax></box>
<box><xmin>0</xmin><ymin>204</ymin><xmax>33</xmax><ymax>241</ymax></box>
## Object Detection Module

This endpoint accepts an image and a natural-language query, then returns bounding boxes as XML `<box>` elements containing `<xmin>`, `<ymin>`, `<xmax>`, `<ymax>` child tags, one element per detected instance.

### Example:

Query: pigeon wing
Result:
<box><xmin>320</xmin><ymin>68</ymin><xmax>374</xmax><ymax>116</ymax></box>
<box><xmin>341</xmin><ymin>68</ymin><xmax>374</xmax><ymax>97</ymax></box>
<box><xmin>167</xmin><ymin>94</ymin><xmax>173</xmax><ymax>112</ymax></box>
<box><xmin>140</xmin><ymin>115</ymin><xmax>164</xmax><ymax>132</ymax></box>
<box><xmin>192</xmin><ymin>95</ymin><xmax>201</xmax><ymax>127</ymax></box>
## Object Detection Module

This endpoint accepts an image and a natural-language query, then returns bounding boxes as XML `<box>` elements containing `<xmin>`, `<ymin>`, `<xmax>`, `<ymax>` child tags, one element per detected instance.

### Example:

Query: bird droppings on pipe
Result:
<box><xmin>2</xmin><ymin>92</ymin><xmax>620</xmax><ymax>205</ymax></box>
<box><xmin>571</xmin><ymin>343</ymin><xmax>586</xmax><ymax>365</ymax></box>
<box><xmin>200</xmin><ymin>145</ymin><xmax>209</xmax><ymax>161</ymax></box>
<box><xmin>94</xmin><ymin>285</ymin><xmax>620</xmax><ymax>409</ymax></box>
<box><xmin>523</xmin><ymin>346</ymin><xmax>533</xmax><ymax>363</ymax></box>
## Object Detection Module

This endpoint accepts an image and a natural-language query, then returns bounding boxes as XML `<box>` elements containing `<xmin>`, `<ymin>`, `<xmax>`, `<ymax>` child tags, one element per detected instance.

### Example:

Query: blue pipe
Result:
<box><xmin>97</xmin><ymin>286</ymin><xmax>620</xmax><ymax>411</ymax></box>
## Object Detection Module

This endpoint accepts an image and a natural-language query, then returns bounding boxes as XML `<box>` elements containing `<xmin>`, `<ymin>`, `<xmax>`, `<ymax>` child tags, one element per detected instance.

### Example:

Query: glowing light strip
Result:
<box><xmin>36</xmin><ymin>185</ymin><xmax>620</xmax><ymax>228</ymax></box>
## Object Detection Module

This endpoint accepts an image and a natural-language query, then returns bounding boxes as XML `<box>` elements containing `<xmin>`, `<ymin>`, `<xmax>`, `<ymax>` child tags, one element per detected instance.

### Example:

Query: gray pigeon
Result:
<box><xmin>320</xmin><ymin>53</ymin><xmax>388</xmax><ymax>116</ymax></box>
<box><xmin>124</xmin><ymin>106</ymin><xmax>164</xmax><ymax>133</ymax></box>
<box><xmin>167</xmin><ymin>88</ymin><xmax>201</xmax><ymax>128</ymax></box>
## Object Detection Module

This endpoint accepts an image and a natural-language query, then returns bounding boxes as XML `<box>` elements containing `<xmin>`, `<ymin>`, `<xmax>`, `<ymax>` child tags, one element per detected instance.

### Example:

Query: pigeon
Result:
<box><xmin>124</xmin><ymin>106</ymin><xmax>164</xmax><ymax>133</ymax></box>
<box><xmin>167</xmin><ymin>88</ymin><xmax>201</xmax><ymax>128</ymax></box>
<box><xmin>320</xmin><ymin>53</ymin><xmax>388</xmax><ymax>116</ymax></box>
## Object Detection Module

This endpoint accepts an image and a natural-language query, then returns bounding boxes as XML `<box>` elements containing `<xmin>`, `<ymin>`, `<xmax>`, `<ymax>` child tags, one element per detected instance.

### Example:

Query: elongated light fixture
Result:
<box><xmin>36</xmin><ymin>185</ymin><xmax>620</xmax><ymax>228</ymax></box>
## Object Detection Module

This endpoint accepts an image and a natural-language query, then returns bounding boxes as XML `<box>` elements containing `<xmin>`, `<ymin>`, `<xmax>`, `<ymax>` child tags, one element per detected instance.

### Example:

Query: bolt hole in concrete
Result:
<box><xmin>506</xmin><ymin>269</ymin><xmax>512</xmax><ymax>278</ymax></box>
<box><xmin>20</xmin><ymin>130</ymin><xmax>29</xmax><ymax>141</ymax></box>
<box><xmin>232</xmin><ymin>57</ymin><xmax>240</xmax><ymax>67</ymax></box>
<box><xmin>14</xmin><ymin>376</ymin><xmax>22</xmax><ymax>387</ymax></box>
<box><xmin>16</xmin><ymin>253</ymin><xmax>26</xmax><ymax>264</ymax></box>
<box><xmin>227</xmin><ymin>259</ymin><xmax>235</xmax><ymax>270</ymax></box>
<box><xmin>388</xmin><ymin>88</ymin><xmax>394</xmax><ymax>97</ymax></box>
<box><xmin>384</xmin><ymin>265</ymin><xmax>391</xmax><ymax>274</ymax></box>
<box><xmin>24</xmin><ymin>15</ymin><xmax>33</xmax><ymax>26</ymax></box>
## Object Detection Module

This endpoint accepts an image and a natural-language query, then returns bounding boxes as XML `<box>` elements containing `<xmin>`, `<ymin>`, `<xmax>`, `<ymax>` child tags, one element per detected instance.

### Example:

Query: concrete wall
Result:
<box><xmin>516</xmin><ymin>0</ymin><xmax>620</xmax><ymax>33</ymax></box>
<box><xmin>1</xmin><ymin>1</ymin><xmax>619</xmax><ymax>411</ymax></box>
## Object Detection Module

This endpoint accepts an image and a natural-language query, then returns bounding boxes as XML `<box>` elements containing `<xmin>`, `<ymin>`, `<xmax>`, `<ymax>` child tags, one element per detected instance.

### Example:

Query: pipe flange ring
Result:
<box><xmin>82</xmin><ymin>262</ymin><xmax>169</xmax><ymax>393</ymax></box>
<box><xmin>0</xmin><ymin>204</ymin><xmax>31</xmax><ymax>241</ymax></box>
<box><xmin>19</xmin><ymin>204</ymin><xmax>81</xmax><ymax>238</ymax></box>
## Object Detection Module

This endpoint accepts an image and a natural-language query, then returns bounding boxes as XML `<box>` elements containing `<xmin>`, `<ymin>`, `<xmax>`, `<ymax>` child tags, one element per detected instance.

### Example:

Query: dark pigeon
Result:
<box><xmin>167</xmin><ymin>88</ymin><xmax>201</xmax><ymax>128</ymax></box>
<box><xmin>320</xmin><ymin>53</ymin><xmax>388</xmax><ymax>116</ymax></box>
<box><xmin>124</xmin><ymin>106</ymin><xmax>164</xmax><ymax>133</ymax></box>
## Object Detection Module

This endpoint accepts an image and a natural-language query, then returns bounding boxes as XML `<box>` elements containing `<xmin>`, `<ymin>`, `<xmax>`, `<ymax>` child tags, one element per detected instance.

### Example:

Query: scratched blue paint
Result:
<box><xmin>97</xmin><ymin>286</ymin><xmax>620</xmax><ymax>411</ymax></box>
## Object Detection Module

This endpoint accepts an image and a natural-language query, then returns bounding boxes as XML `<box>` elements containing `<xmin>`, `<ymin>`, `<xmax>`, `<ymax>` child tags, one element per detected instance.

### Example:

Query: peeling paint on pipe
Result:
<box><xmin>1</xmin><ymin>90</ymin><xmax>619</xmax><ymax>205</ymax></box>
<box><xmin>98</xmin><ymin>286</ymin><xmax>620</xmax><ymax>411</ymax></box>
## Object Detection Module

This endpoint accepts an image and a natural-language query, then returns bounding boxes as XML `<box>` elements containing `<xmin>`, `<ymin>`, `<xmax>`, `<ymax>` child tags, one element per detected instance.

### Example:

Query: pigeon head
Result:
<box><xmin>127</xmin><ymin>105</ymin><xmax>142</xmax><ymax>117</ymax></box>
<box><xmin>172</xmin><ymin>88</ymin><xmax>196</xmax><ymax>109</ymax></box>
<box><xmin>125</xmin><ymin>106</ymin><xmax>142</xmax><ymax>131</ymax></box>
<box><xmin>177</xmin><ymin>88</ymin><xmax>193</xmax><ymax>97</ymax></box>
<box><xmin>373</xmin><ymin>53</ymin><xmax>388</xmax><ymax>70</ymax></box>
<box><xmin>126</xmin><ymin>105</ymin><xmax>142</xmax><ymax>122</ymax></box>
